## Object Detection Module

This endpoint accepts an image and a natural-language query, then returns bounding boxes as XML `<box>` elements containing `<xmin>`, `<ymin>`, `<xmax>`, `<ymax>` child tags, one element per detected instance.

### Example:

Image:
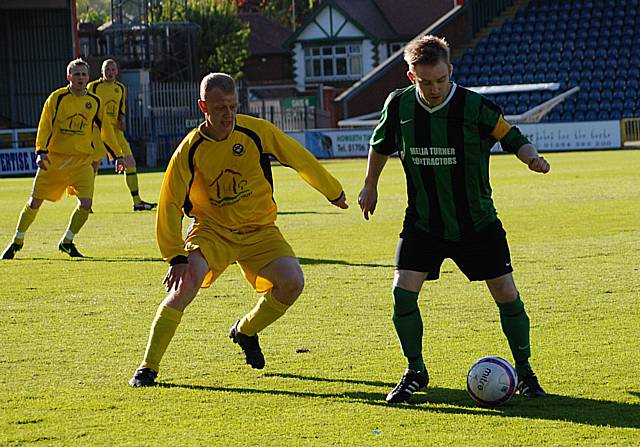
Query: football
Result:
<box><xmin>466</xmin><ymin>356</ymin><xmax>518</xmax><ymax>407</ymax></box>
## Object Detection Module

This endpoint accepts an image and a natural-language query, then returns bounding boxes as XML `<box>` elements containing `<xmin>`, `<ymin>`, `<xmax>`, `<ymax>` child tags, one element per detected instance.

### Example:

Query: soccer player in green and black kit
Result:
<box><xmin>358</xmin><ymin>35</ymin><xmax>550</xmax><ymax>404</ymax></box>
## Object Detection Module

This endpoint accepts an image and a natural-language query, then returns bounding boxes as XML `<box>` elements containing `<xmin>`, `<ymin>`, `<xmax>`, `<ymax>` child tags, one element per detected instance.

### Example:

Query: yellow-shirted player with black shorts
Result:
<box><xmin>1</xmin><ymin>58</ymin><xmax>126</xmax><ymax>260</ymax></box>
<box><xmin>88</xmin><ymin>59</ymin><xmax>157</xmax><ymax>211</ymax></box>
<box><xmin>129</xmin><ymin>73</ymin><xmax>349</xmax><ymax>387</ymax></box>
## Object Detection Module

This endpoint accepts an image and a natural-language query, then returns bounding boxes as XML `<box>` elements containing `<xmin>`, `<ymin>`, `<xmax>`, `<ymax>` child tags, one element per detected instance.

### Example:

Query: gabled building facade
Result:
<box><xmin>284</xmin><ymin>0</ymin><xmax>455</xmax><ymax>92</ymax></box>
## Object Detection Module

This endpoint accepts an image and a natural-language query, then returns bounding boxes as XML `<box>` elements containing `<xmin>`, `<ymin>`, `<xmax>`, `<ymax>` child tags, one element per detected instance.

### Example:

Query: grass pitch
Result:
<box><xmin>1</xmin><ymin>150</ymin><xmax>639</xmax><ymax>446</ymax></box>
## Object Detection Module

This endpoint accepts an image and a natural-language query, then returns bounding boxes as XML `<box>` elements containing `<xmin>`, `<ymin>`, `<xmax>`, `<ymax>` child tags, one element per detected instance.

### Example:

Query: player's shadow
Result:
<box><xmin>298</xmin><ymin>257</ymin><xmax>393</xmax><ymax>268</ymax></box>
<box><xmin>159</xmin><ymin>372</ymin><xmax>640</xmax><ymax>429</ymax></box>
<box><xmin>22</xmin><ymin>256</ymin><xmax>163</xmax><ymax>262</ymax></box>
<box><xmin>278</xmin><ymin>211</ymin><xmax>340</xmax><ymax>215</ymax></box>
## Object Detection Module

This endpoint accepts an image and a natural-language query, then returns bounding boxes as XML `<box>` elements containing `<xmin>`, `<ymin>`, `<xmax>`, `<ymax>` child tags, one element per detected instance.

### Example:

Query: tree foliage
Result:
<box><xmin>150</xmin><ymin>1</ymin><xmax>250</xmax><ymax>79</ymax></box>
<box><xmin>239</xmin><ymin>0</ymin><xmax>318</xmax><ymax>29</ymax></box>
<box><xmin>76</xmin><ymin>0</ymin><xmax>110</xmax><ymax>25</ymax></box>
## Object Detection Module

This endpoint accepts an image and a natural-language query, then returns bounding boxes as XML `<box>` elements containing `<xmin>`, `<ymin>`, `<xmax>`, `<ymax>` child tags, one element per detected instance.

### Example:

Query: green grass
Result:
<box><xmin>1</xmin><ymin>150</ymin><xmax>639</xmax><ymax>446</ymax></box>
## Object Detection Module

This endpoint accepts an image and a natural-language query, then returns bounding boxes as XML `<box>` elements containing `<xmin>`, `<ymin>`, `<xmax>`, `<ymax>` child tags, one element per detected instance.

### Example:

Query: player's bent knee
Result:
<box><xmin>274</xmin><ymin>272</ymin><xmax>304</xmax><ymax>303</ymax></box>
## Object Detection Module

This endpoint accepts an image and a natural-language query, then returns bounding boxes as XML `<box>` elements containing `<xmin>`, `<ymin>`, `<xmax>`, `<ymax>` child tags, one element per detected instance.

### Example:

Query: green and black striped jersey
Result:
<box><xmin>371</xmin><ymin>82</ymin><xmax>530</xmax><ymax>241</ymax></box>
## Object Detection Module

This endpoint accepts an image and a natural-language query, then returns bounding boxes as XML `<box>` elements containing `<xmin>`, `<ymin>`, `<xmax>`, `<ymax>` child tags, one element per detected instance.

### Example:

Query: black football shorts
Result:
<box><xmin>395</xmin><ymin>220</ymin><xmax>513</xmax><ymax>281</ymax></box>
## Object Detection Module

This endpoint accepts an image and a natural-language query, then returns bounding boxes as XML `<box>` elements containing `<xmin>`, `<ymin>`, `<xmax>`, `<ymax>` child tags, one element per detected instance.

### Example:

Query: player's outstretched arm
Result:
<box><xmin>358</xmin><ymin>148</ymin><xmax>388</xmax><ymax>220</ymax></box>
<box><xmin>516</xmin><ymin>143</ymin><xmax>550</xmax><ymax>174</ymax></box>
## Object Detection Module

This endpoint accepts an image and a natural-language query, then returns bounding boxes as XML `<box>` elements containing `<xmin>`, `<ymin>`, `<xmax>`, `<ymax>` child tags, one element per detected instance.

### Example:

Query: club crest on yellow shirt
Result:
<box><xmin>85</xmin><ymin>102</ymin><xmax>92</xmax><ymax>109</ymax></box>
<box><xmin>232</xmin><ymin>143</ymin><xmax>245</xmax><ymax>156</ymax></box>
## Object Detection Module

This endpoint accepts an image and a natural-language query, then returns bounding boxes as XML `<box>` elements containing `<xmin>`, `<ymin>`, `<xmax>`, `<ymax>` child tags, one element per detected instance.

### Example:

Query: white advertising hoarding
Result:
<box><xmin>0</xmin><ymin>121</ymin><xmax>623</xmax><ymax>175</ymax></box>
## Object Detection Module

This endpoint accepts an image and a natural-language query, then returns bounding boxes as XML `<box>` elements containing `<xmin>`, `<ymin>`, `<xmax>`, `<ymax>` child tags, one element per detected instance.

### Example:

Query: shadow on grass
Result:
<box><xmin>277</xmin><ymin>211</ymin><xmax>340</xmax><ymax>215</ymax></box>
<box><xmin>157</xmin><ymin>372</ymin><xmax>640</xmax><ymax>429</ymax></box>
<box><xmin>14</xmin><ymin>256</ymin><xmax>387</xmax><ymax>267</ymax></box>
<box><xmin>14</xmin><ymin>257</ymin><xmax>163</xmax><ymax>262</ymax></box>
<box><xmin>298</xmin><ymin>257</ymin><xmax>393</xmax><ymax>268</ymax></box>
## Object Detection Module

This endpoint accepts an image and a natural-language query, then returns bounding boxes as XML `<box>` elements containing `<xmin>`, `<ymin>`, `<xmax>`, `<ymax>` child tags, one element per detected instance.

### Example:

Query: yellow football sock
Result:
<box><xmin>125</xmin><ymin>168</ymin><xmax>141</xmax><ymax>204</ymax></box>
<box><xmin>237</xmin><ymin>291</ymin><xmax>290</xmax><ymax>336</ymax></box>
<box><xmin>14</xmin><ymin>204</ymin><xmax>39</xmax><ymax>243</ymax></box>
<box><xmin>62</xmin><ymin>207</ymin><xmax>90</xmax><ymax>243</ymax></box>
<box><xmin>140</xmin><ymin>305</ymin><xmax>183</xmax><ymax>372</ymax></box>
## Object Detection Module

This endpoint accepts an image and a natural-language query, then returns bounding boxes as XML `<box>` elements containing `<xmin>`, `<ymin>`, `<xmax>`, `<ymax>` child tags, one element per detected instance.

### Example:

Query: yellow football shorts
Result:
<box><xmin>32</xmin><ymin>152</ymin><xmax>95</xmax><ymax>201</ymax></box>
<box><xmin>184</xmin><ymin>220</ymin><xmax>296</xmax><ymax>292</ymax></box>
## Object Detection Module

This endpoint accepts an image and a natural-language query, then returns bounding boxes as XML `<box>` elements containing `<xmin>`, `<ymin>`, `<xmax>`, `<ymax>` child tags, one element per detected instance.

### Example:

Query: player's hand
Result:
<box><xmin>91</xmin><ymin>160</ymin><xmax>100</xmax><ymax>173</ymax></box>
<box><xmin>36</xmin><ymin>153</ymin><xmax>51</xmax><ymax>171</ymax></box>
<box><xmin>330</xmin><ymin>191</ymin><xmax>349</xmax><ymax>209</ymax></box>
<box><xmin>118</xmin><ymin>115</ymin><xmax>127</xmax><ymax>132</ymax></box>
<box><xmin>528</xmin><ymin>156</ymin><xmax>550</xmax><ymax>174</ymax></box>
<box><xmin>163</xmin><ymin>263</ymin><xmax>190</xmax><ymax>292</ymax></box>
<box><xmin>115</xmin><ymin>158</ymin><xmax>127</xmax><ymax>174</ymax></box>
<box><xmin>358</xmin><ymin>185</ymin><xmax>378</xmax><ymax>220</ymax></box>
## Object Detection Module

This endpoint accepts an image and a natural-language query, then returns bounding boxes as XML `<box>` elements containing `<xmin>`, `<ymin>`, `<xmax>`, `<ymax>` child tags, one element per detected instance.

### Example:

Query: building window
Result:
<box><xmin>304</xmin><ymin>43</ymin><xmax>362</xmax><ymax>81</ymax></box>
<box><xmin>389</xmin><ymin>42</ymin><xmax>405</xmax><ymax>54</ymax></box>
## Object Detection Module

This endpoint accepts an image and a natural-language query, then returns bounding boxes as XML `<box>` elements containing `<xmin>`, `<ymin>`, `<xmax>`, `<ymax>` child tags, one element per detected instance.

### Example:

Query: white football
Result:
<box><xmin>466</xmin><ymin>356</ymin><xmax>517</xmax><ymax>406</ymax></box>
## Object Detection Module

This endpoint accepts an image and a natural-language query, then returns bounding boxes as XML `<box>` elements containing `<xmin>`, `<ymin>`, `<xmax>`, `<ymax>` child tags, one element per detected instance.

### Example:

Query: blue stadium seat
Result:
<box><xmin>616</xmin><ymin>58</ymin><xmax>630</xmax><ymax>70</ymax></box>
<box><xmin>569</xmin><ymin>59</ymin><xmax>582</xmax><ymax>72</ymax></box>
<box><xmin>585</xmin><ymin>110</ymin><xmax>597</xmax><ymax>121</ymax></box>
<box><xmin>587</xmin><ymin>100</ymin><xmax>601</xmax><ymax>112</ymax></box>
<box><xmin>613</xmin><ymin>87</ymin><xmax>627</xmax><ymax>101</ymax></box>
<box><xmin>500</xmin><ymin>73</ymin><xmax>512</xmax><ymax>84</ymax></box>
<box><xmin>543</xmin><ymin>109</ymin><xmax>557</xmax><ymax>121</ymax></box>
<box><xmin>560</xmin><ymin>111</ymin><xmax>574</xmax><ymax>121</ymax></box>
<box><xmin>597</xmin><ymin>110</ymin><xmax>610</xmax><ymax>120</ymax></box>
<box><xmin>573</xmin><ymin>110</ymin><xmax>585</xmax><ymax>121</ymax></box>
<box><xmin>581</xmin><ymin>59</ymin><xmax>594</xmax><ymax>72</ymax></box>
<box><xmin>510</xmin><ymin>72</ymin><xmax>523</xmax><ymax>84</ymax></box>
<box><xmin>563</xmin><ymin>101</ymin><xmax>577</xmax><ymax>113</ymax></box>
<box><xmin>601</xmin><ymin>90</ymin><xmax>614</xmax><ymax>101</ymax></box>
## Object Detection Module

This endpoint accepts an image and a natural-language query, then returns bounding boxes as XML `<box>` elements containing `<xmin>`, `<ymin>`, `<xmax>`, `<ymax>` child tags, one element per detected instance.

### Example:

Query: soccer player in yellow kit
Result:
<box><xmin>1</xmin><ymin>59</ymin><xmax>126</xmax><ymax>260</ymax></box>
<box><xmin>88</xmin><ymin>59</ymin><xmax>157</xmax><ymax>211</ymax></box>
<box><xmin>129</xmin><ymin>73</ymin><xmax>348</xmax><ymax>386</ymax></box>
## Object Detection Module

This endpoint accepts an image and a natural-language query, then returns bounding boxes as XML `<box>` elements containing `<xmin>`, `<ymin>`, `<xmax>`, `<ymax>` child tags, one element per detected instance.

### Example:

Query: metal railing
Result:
<box><xmin>123</xmin><ymin>82</ymin><xmax>327</xmax><ymax>167</ymax></box>
<box><xmin>621</xmin><ymin>118</ymin><xmax>640</xmax><ymax>147</ymax></box>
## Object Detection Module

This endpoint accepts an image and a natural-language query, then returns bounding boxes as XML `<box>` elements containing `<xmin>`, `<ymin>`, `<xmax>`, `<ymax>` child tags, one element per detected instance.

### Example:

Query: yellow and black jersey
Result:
<box><xmin>157</xmin><ymin>114</ymin><xmax>344</xmax><ymax>262</ymax></box>
<box><xmin>35</xmin><ymin>86</ymin><xmax>120</xmax><ymax>157</ymax></box>
<box><xmin>87</xmin><ymin>79</ymin><xmax>126</xmax><ymax>127</ymax></box>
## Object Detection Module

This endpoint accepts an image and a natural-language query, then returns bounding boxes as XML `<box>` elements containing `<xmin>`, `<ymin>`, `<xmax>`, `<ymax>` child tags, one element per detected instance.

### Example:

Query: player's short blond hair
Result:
<box><xmin>101</xmin><ymin>59</ymin><xmax>118</xmax><ymax>73</ymax></box>
<box><xmin>200</xmin><ymin>73</ymin><xmax>236</xmax><ymax>99</ymax></box>
<box><xmin>404</xmin><ymin>35</ymin><xmax>450</xmax><ymax>68</ymax></box>
<box><xmin>67</xmin><ymin>58</ymin><xmax>90</xmax><ymax>75</ymax></box>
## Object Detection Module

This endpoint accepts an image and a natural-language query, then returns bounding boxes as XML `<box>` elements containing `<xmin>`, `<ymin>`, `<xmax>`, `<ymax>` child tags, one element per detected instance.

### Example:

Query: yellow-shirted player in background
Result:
<box><xmin>1</xmin><ymin>58</ymin><xmax>126</xmax><ymax>260</ymax></box>
<box><xmin>88</xmin><ymin>59</ymin><xmax>157</xmax><ymax>211</ymax></box>
<box><xmin>129</xmin><ymin>73</ymin><xmax>349</xmax><ymax>387</ymax></box>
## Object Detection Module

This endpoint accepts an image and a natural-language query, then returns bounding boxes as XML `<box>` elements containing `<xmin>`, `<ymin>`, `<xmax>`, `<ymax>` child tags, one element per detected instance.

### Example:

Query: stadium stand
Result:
<box><xmin>451</xmin><ymin>0</ymin><xmax>640</xmax><ymax>122</ymax></box>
